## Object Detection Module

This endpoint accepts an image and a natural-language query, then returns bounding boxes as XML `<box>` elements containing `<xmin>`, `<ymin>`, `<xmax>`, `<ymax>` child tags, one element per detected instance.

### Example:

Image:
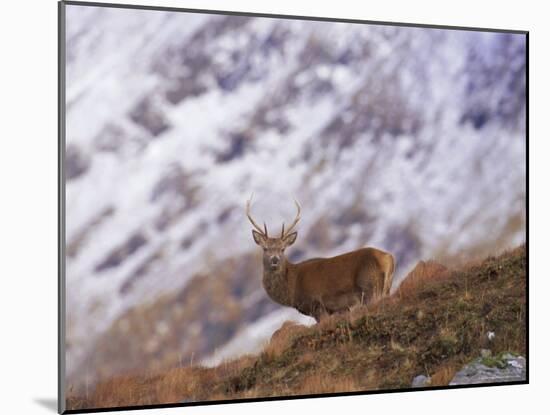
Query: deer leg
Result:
<box><xmin>356</xmin><ymin>267</ymin><xmax>385</xmax><ymax>302</ymax></box>
<box><xmin>355</xmin><ymin>269</ymin><xmax>374</xmax><ymax>301</ymax></box>
<box><xmin>311</xmin><ymin>300</ymin><xmax>329</xmax><ymax>322</ymax></box>
<box><xmin>382</xmin><ymin>254</ymin><xmax>396</xmax><ymax>296</ymax></box>
<box><xmin>323</xmin><ymin>292</ymin><xmax>361</xmax><ymax>312</ymax></box>
<box><xmin>310</xmin><ymin>305</ymin><xmax>321</xmax><ymax>323</ymax></box>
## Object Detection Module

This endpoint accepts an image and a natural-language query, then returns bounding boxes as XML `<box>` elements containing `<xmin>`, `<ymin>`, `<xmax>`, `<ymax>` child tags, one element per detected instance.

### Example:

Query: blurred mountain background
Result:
<box><xmin>64</xmin><ymin>5</ymin><xmax>526</xmax><ymax>388</ymax></box>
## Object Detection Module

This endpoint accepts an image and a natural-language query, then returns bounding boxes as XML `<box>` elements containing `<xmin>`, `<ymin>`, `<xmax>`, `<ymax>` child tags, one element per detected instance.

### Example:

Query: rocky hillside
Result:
<box><xmin>66</xmin><ymin>245</ymin><xmax>527</xmax><ymax>410</ymax></box>
<box><xmin>64</xmin><ymin>4</ymin><xmax>526</xmax><ymax>387</ymax></box>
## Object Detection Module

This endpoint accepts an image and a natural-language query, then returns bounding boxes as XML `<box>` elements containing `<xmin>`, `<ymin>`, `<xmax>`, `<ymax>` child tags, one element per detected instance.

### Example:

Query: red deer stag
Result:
<box><xmin>246</xmin><ymin>197</ymin><xmax>395</xmax><ymax>322</ymax></box>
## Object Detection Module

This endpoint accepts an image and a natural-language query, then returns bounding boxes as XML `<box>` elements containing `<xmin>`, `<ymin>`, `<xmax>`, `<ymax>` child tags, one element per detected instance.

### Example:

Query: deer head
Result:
<box><xmin>246</xmin><ymin>195</ymin><xmax>395</xmax><ymax>322</ymax></box>
<box><xmin>246</xmin><ymin>196</ymin><xmax>301</xmax><ymax>272</ymax></box>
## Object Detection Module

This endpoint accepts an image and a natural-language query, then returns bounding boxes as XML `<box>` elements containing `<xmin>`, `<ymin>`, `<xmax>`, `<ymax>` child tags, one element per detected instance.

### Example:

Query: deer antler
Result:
<box><xmin>281</xmin><ymin>199</ymin><xmax>301</xmax><ymax>238</ymax></box>
<box><xmin>246</xmin><ymin>194</ymin><xmax>268</xmax><ymax>237</ymax></box>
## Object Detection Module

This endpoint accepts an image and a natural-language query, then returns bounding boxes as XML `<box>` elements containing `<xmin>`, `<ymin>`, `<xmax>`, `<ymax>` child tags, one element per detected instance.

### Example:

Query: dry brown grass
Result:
<box><xmin>295</xmin><ymin>373</ymin><xmax>362</xmax><ymax>395</ymax></box>
<box><xmin>397</xmin><ymin>260</ymin><xmax>449</xmax><ymax>299</ymax></box>
<box><xmin>67</xmin><ymin>367</ymin><xmax>203</xmax><ymax>409</ymax></box>
<box><xmin>264</xmin><ymin>322</ymin><xmax>309</xmax><ymax>360</ymax></box>
<box><xmin>430</xmin><ymin>363</ymin><xmax>460</xmax><ymax>387</ymax></box>
<box><xmin>67</xmin><ymin>244</ymin><xmax>526</xmax><ymax>411</ymax></box>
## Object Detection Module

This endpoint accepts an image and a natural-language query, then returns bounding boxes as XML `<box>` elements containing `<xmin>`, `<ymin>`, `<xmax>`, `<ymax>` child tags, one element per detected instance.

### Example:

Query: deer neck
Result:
<box><xmin>262</xmin><ymin>258</ymin><xmax>294</xmax><ymax>307</ymax></box>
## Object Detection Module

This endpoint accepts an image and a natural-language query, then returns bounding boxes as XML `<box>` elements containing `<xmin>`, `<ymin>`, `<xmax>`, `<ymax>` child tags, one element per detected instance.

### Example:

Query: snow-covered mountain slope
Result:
<box><xmin>64</xmin><ymin>5</ymin><xmax>526</xmax><ymax>386</ymax></box>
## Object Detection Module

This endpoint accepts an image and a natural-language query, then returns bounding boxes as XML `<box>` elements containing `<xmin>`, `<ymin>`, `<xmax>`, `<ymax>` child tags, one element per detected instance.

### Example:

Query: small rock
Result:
<box><xmin>508</xmin><ymin>359</ymin><xmax>523</xmax><ymax>369</ymax></box>
<box><xmin>449</xmin><ymin>354</ymin><xmax>526</xmax><ymax>385</ymax></box>
<box><xmin>412</xmin><ymin>375</ymin><xmax>431</xmax><ymax>387</ymax></box>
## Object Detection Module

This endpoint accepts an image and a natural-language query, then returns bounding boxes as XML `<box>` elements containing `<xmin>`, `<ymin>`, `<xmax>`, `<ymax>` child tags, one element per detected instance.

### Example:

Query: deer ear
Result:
<box><xmin>252</xmin><ymin>230</ymin><xmax>266</xmax><ymax>246</ymax></box>
<box><xmin>283</xmin><ymin>231</ymin><xmax>297</xmax><ymax>247</ymax></box>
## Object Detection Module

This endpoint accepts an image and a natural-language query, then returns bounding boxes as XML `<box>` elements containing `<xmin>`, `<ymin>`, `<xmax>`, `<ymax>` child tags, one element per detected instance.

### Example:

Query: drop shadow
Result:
<box><xmin>34</xmin><ymin>398</ymin><xmax>57</xmax><ymax>412</ymax></box>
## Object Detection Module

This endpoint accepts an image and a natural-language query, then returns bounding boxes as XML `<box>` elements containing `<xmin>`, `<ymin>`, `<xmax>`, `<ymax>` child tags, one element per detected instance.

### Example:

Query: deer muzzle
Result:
<box><xmin>269</xmin><ymin>255</ymin><xmax>281</xmax><ymax>269</ymax></box>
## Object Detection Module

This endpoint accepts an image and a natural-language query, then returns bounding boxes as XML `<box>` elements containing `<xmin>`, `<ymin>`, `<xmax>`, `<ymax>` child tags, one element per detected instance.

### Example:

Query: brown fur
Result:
<box><xmin>246</xmin><ymin>198</ymin><xmax>395</xmax><ymax>322</ymax></box>
<box><xmin>289</xmin><ymin>248</ymin><xmax>395</xmax><ymax>321</ymax></box>
<box><xmin>253</xmin><ymin>233</ymin><xmax>395</xmax><ymax>322</ymax></box>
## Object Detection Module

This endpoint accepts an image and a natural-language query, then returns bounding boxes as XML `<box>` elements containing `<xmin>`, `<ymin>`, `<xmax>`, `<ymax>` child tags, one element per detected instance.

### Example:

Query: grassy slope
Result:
<box><xmin>67</xmin><ymin>245</ymin><xmax>526</xmax><ymax>410</ymax></box>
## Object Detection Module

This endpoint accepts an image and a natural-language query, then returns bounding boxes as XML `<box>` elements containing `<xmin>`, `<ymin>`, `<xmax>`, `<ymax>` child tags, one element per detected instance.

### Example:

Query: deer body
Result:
<box><xmin>247</xmin><ymin>198</ymin><xmax>395</xmax><ymax>322</ymax></box>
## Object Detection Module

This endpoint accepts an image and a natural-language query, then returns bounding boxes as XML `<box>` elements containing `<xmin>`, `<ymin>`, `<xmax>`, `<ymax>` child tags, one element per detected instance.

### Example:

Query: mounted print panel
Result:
<box><xmin>59</xmin><ymin>1</ymin><xmax>527</xmax><ymax>413</ymax></box>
